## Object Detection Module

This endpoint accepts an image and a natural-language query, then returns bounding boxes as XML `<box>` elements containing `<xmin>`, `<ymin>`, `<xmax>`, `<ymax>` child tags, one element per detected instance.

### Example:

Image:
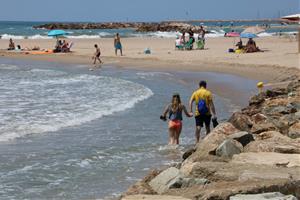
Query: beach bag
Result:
<box><xmin>197</xmin><ymin>99</ymin><xmax>208</xmax><ymax>115</ymax></box>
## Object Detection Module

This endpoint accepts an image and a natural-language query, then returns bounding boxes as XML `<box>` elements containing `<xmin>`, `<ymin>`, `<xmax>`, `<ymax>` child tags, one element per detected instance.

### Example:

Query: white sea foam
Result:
<box><xmin>136</xmin><ymin>71</ymin><xmax>174</xmax><ymax>78</ymax></box>
<box><xmin>0</xmin><ymin>68</ymin><xmax>153</xmax><ymax>142</ymax></box>
<box><xmin>67</xmin><ymin>34</ymin><xmax>101</xmax><ymax>39</ymax></box>
<box><xmin>257</xmin><ymin>32</ymin><xmax>274</xmax><ymax>37</ymax></box>
<box><xmin>0</xmin><ymin>30</ymin><xmax>296</xmax><ymax>40</ymax></box>
<box><xmin>0</xmin><ymin>34</ymin><xmax>50</xmax><ymax>39</ymax></box>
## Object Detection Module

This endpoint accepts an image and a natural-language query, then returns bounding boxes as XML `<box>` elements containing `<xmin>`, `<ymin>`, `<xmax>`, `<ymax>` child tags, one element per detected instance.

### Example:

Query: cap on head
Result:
<box><xmin>199</xmin><ymin>80</ymin><xmax>207</xmax><ymax>88</ymax></box>
<box><xmin>94</xmin><ymin>44</ymin><xmax>98</xmax><ymax>47</ymax></box>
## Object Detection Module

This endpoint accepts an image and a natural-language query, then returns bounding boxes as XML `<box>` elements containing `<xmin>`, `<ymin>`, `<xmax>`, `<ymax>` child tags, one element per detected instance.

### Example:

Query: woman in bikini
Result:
<box><xmin>160</xmin><ymin>93</ymin><xmax>193</xmax><ymax>145</ymax></box>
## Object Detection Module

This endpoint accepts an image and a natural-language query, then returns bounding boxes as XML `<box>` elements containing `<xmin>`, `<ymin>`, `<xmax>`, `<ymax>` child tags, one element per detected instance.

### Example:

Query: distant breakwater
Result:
<box><xmin>34</xmin><ymin>22</ymin><xmax>210</xmax><ymax>32</ymax></box>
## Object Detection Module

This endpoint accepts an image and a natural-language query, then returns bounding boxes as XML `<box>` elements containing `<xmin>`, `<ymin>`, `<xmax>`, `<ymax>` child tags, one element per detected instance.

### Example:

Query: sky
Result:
<box><xmin>0</xmin><ymin>0</ymin><xmax>299</xmax><ymax>22</ymax></box>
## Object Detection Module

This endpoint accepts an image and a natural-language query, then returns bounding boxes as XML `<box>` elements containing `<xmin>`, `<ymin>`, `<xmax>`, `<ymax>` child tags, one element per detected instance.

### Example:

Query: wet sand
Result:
<box><xmin>0</xmin><ymin>36</ymin><xmax>299</xmax><ymax>82</ymax></box>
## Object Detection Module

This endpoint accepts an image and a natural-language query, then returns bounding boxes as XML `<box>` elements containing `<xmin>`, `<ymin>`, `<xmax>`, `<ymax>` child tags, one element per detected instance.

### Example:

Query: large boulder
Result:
<box><xmin>184</xmin><ymin>122</ymin><xmax>239</xmax><ymax>163</ymax></box>
<box><xmin>229</xmin><ymin>192</ymin><xmax>297</xmax><ymax>200</ymax></box>
<box><xmin>228</xmin><ymin>112</ymin><xmax>253</xmax><ymax>132</ymax></box>
<box><xmin>122</xmin><ymin>195</ymin><xmax>192</xmax><ymax>200</ymax></box>
<box><xmin>244</xmin><ymin>131</ymin><xmax>300</xmax><ymax>154</ymax></box>
<box><xmin>180</xmin><ymin>160</ymin><xmax>300</xmax><ymax>183</ymax></box>
<box><xmin>125</xmin><ymin>170</ymin><xmax>161</xmax><ymax>195</ymax></box>
<box><xmin>231</xmin><ymin>152</ymin><xmax>300</xmax><ymax>168</ymax></box>
<box><xmin>149</xmin><ymin>167</ymin><xmax>180</xmax><ymax>194</ymax></box>
<box><xmin>215</xmin><ymin>139</ymin><xmax>243</xmax><ymax>158</ymax></box>
<box><xmin>166</xmin><ymin>179</ymin><xmax>300</xmax><ymax>200</ymax></box>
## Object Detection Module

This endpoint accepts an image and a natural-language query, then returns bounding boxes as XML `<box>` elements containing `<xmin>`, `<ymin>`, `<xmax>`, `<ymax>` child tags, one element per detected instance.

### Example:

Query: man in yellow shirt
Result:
<box><xmin>189</xmin><ymin>81</ymin><xmax>217</xmax><ymax>143</ymax></box>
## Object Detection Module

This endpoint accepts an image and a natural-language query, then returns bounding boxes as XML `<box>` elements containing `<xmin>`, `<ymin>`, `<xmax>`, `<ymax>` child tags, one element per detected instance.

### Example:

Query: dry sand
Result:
<box><xmin>0</xmin><ymin>36</ymin><xmax>299</xmax><ymax>82</ymax></box>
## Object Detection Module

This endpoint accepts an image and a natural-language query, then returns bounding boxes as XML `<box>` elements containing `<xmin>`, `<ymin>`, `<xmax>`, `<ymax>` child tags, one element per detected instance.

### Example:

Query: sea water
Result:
<box><xmin>0</xmin><ymin>58</ymin><xmax>258</xmax><ymax>199</ymax></box>
<box><xmin>0</xmin><ymin>21</ymin><xmax>298</xmax><ymax>40</ymax></box>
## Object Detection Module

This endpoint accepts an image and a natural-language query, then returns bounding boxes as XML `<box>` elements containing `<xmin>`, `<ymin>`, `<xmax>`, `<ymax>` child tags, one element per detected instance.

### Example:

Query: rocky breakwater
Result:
<box><xmin>33</xmin><ymin>22</ymin><xmax>201</xmax><ymax>33</ymax></box>
<box><xmin>121</xmin><ymin>79</ymin><xmax>300</xmax><ymax>200</ymax></box>
<box><xmin>33</xmin><ymin>22</ymin><xmax>141</xmax><ymax>30</ymax></box>
<box><xmin>135</xmin><ymin>22</ymin><xmax>201</xmax><ymax>32</ymax></box>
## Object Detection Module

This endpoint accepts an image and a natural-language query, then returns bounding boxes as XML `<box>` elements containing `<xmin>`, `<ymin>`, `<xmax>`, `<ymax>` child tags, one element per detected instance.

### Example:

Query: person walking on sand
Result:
<box><xmin>92</xmin><ymin>44</ymin><xmax>103</xmax><ymax>65</ymax></box>
<box><xmin>114</xmin><ymin>33</ymin><xmax>123</xmax><ymax>56</ymax></box>
<box><xmin>160</xmin><ymin>93</ymin><xmax>193</xmax><ymax>145</ymax></box>
<box><xmin>189</xmin><ymin>81</ymin><xmax>217</xmax><ymax>143</ymax></box>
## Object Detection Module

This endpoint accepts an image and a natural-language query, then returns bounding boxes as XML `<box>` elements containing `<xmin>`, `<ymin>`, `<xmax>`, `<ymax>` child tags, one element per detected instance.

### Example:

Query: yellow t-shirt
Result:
<box><xmin>191</xmin><ymin>87</ymin><xmax>212</xmax><ymax>116</ymax></box>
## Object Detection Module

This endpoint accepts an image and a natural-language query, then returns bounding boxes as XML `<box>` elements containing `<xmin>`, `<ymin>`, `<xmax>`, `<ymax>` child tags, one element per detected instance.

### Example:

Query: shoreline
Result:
<box><xmin>1</xmin><ymin>52</ymin><xmax>297</xmax><ymax>82</ymax></box>
<box><xmin>1</xmin><ymin>36</ymin><xmax>300</xmax><ymax>200</ymax></box>
<box><xmin>1</xmin><ymin>36</ymin><xmax>299</xmax><ymax>83</ymax></box>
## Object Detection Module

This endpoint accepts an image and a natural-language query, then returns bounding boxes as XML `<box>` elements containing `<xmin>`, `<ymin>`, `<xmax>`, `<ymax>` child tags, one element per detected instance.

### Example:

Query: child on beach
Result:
<box><xmin>92</xmin><ymin>44</ymin><xmax>103</xmax><ymax>65</ymax></box>
<box><xmin>160</xmin><ymin>93</ymin><xmax>193</xmax><ymax>145</ymax></box>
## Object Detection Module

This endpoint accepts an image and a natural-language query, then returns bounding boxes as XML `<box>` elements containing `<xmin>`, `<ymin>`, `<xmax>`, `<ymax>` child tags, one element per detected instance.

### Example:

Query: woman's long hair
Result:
<box><xmin>171</xmin><ymin>93</ymin><xmax>181</xmax><ymax>111</ymax></box>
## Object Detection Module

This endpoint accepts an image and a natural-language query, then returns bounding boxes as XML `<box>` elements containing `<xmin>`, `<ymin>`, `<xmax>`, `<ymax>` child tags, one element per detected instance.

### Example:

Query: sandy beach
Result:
<box><xmin>1</xmin><ymin>36</ymin><xmax>299</xmax><ymax>82</ymax></box>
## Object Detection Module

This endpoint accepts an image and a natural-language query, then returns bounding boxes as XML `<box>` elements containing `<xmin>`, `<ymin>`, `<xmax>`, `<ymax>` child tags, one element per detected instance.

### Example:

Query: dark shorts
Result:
<box><xmin>96</xmin><ymin>53</ymin><xmax>100</xmax><ymax>58</ymax></box>
<box><xmin>195</xmin><ymin>114</ymin><xmax>211</xmax><ymax>127</ymax></box>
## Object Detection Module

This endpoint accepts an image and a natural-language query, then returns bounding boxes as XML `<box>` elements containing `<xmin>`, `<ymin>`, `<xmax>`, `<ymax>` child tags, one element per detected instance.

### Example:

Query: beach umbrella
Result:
<box><xmin>47</xmin><ymin>30</ymin><xmax>68</xmax><ymax>38</ymax></box>
<box><xmin>281</xmin><ymin>14</ymin><xmax>300</xmax><ymax>22</ymax></box>
<box><xmin>240</xmin><ymin>32</ymin><xmax>258</xmax><ymax>39</ymax></box>
<box><xmin>225</xmin><ymin>32</ymin><xmax>240</xmax><ymax>48</ymax></box>
<box><xmin>242</xmin><ymin>26</ymin><xmax>265</xmax><ymax>34</ymax></box>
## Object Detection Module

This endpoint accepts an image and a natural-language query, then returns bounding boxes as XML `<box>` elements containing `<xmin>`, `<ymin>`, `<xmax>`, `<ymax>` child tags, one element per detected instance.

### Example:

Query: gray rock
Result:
<box><xmin>149</xmin><ymin>167</ymin><xmax>180</xmax><ymax>194</ymax></box>
<box><xmin>216</xmin><ymin>139</ymin><xmax>243</xmax><ymax>158</ymax></box>
<box><xmin>263</xmin><ymin>105</ymin><xmax>295</xmax><ymax>116</ymax></box>
<box><xmin>294</xmin><ymin>111</ymin><xmax>300</xmax><ymax>120</ymax></box>
<box><xmin>230</xmin><ymin>192</ymin><xmax>297</xmax><ymax>200</ymax></box>
<box><xmin>289</xmin><ymin>102</ymin><xmax>300</xmax><ymax>111</ymax></box>
<box><xmin>228</xmin><ymin>131</ymin><xmax>254</xmax><ymax>146</ymax></box>
<box><xmin>167</xmin><ymin>177</ymin><xmax>209</xmax><ymax>189</ymax></box>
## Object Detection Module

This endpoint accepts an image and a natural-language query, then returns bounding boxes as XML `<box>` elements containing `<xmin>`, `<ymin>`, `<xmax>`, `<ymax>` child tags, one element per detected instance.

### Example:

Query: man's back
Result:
<box><xmin>191</xmin><ymin>87</ymin><xmax>212</xmax><ymax>116</ymax></box>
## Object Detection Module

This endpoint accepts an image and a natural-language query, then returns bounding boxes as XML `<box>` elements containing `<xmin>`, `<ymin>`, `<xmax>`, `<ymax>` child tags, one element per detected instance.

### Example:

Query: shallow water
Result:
<box><xmin>0</xmin><ymin>58</ymin><xmax>257</xmax><ymax>199</ymax></box>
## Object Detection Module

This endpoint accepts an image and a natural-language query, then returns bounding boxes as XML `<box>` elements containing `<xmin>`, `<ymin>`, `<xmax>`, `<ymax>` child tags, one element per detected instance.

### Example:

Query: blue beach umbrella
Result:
<box><xmin>47</xmin><ymin>30</ymin><xmax>68</xmax><ymax>37</ymax></box>
<box><xmin>240</xmin><ymin>32</ymin><xmax>258</xmax><ymax>39</ymax></box>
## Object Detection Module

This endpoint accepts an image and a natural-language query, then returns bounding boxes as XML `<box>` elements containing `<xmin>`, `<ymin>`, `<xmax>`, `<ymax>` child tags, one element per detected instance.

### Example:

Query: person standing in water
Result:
<box><xmin>114</xmin><ymin>33</ymin><xmax>123</xmax><ymax>56</ymax></box>
<box><xmin>160</xmin><ymin>93</ymin><xmax>193</xmax><ymax>145</ymax></box>
<box><xmin>93</xmin><ymin>44</ymin><xmax>103</xmax><ymax>65</ymax></box>
<box><xmin>189</xmin><ymin>81</ymin><xmax>217</xmax><ymax>143</ymax></box>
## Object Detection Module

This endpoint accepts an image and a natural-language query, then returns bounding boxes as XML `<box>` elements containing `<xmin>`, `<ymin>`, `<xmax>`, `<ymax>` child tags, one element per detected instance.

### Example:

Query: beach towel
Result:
<box><xmin>29</xmin><ymin>50</ymin><xmax>54</xmax><ymax>55</ymax></box>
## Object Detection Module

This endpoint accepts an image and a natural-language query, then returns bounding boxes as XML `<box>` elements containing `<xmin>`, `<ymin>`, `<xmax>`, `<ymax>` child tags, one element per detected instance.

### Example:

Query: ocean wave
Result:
<box><xmin>257</xmin><ymin>32</ymin><xmax>274</xmax><ymax>37</ymax></box>
<box><xmin>1</xmin><ymin>30</ymin><xmax>295</xmax><ymax>40</ymax></box>
<box><xmin>0</xmin><ymin>68</ymin><xmax>153</xmax><ymax>142</ymax></box>
<box><xmin>0</xmin><ymin>34</ymin><xmax>50</xmax><ymax>39</ymax></box>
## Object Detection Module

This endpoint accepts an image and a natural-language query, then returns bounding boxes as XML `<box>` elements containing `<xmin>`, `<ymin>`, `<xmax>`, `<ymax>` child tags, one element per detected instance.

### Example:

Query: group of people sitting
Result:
<box><xmin>54</xmin><ymin>40</ymin><xmax>73</xmax><ymax>53</ymax></box>
<box><xmin>7</xmin><ymin>38</ymin><xmax>40</xmax><ymax>51</ymax></box>
<box><xmin>175</xmin><ymin>26</ymin><xmax>206</xmax><ymax>50</ymax></box>
<box><xmin>235</xmin><ymin>38</ymin><xmax>261</xmax><ymax>53</ymax></box>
